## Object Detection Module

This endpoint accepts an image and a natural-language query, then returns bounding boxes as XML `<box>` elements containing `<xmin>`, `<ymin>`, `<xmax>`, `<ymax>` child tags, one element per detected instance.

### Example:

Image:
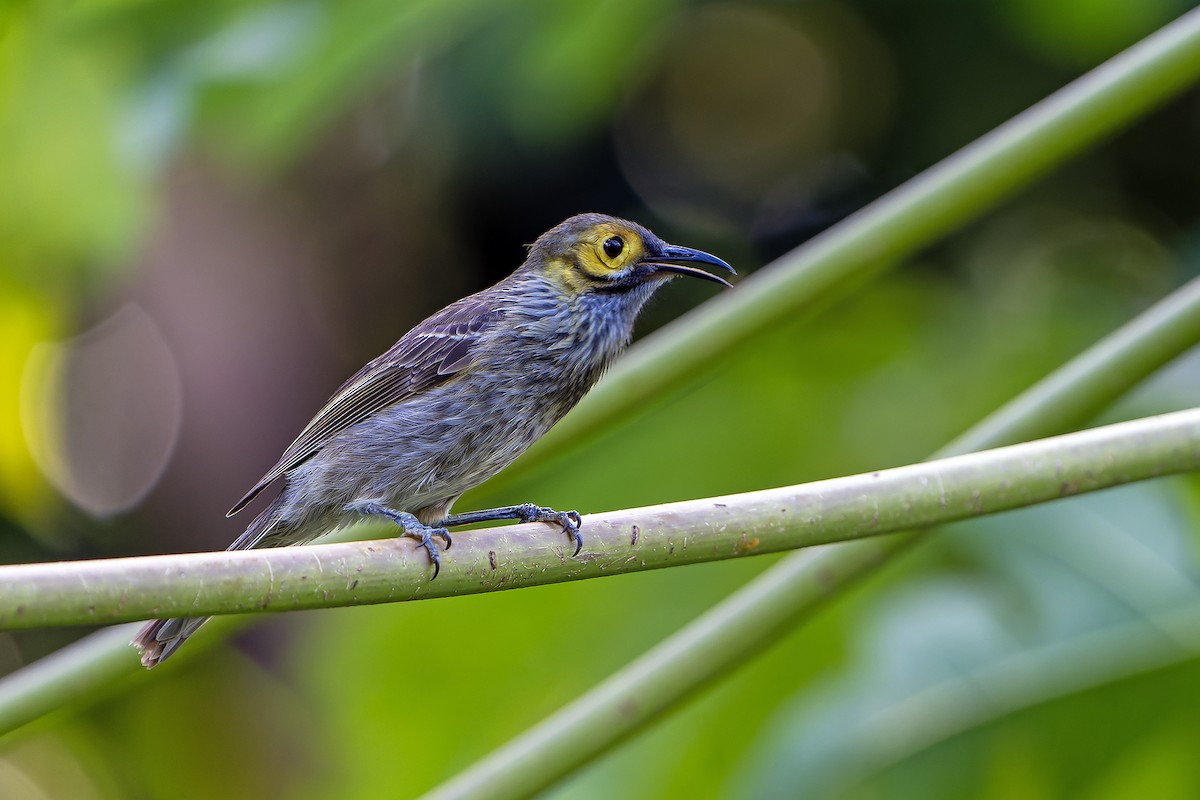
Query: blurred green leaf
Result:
<box><xmin>732</xmin><ymin>482</ymin><xmax>1200</xmax><ymax>799</ymax></box>
<box><xmin>997</xmin><ymin>0</ymin><xmax>1188</xmax><ymax>67</ymax></box>
<box><xmin>498</xmin><ymin>0</ymin><xmax>683</xmax><ymax>145</ymax></box>
<box><xmin>0</xmin><ymin>6</ymin><xmax>147</xmax><ymax>275</ymax></box>
<box><xmin>202</xmin><ymin>0</ymin><xmax>496</xmax><ymax>167</ymax></box>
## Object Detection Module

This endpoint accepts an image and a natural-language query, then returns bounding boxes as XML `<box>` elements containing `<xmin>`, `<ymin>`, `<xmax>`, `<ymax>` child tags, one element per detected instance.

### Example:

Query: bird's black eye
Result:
<box><xmin>602</xmin><ymin>235</ymin><xmax>624</xmax><ymax>260</ymax></box>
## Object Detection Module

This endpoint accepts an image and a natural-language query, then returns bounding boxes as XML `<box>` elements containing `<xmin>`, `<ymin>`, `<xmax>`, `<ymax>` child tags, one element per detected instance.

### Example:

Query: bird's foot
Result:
<box><xmin>514</xmin><ymin>504</ymin><xmax>584</xmax><ymax>556</ymax></box>
<box><xmin>437</xmin><ymin>503</ymin><xmax>585</xmax><ymax>557</ymax></box>
<box><xmin>407</xmin><ymin>524</ymin><xmax>453</xmax><ymax>579</ymax></box>
<box><xmin>357</xmin><ymin>503</ymin><xmax>452</xmax><ymax>578</ymax></box>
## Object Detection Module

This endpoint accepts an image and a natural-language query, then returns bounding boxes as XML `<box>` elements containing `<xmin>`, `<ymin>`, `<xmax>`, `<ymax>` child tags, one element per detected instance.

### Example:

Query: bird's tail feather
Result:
<box><xmin>132</xmin><ymin>497</ymin><xmax>285</xmax><ymax>668</ymax></box>
<box><xmin>131</xmin><ymin>615</ymin><xmax>209</xmax><ymax>668</ymax></box>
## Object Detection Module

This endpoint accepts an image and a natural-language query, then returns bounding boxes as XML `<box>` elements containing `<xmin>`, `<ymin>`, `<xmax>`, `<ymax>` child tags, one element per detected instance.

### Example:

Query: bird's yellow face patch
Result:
<box><xmin>550</xmin><ymin>222</ymin><xmax>649</xmax><ymax>292</ymax></box>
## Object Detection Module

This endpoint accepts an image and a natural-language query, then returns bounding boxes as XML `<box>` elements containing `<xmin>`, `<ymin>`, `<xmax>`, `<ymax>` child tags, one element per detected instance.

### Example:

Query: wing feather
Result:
<box><xmin>228</xmin><ymin>294</ymin><xmax>504</xmax><ymax>516</ymax></box>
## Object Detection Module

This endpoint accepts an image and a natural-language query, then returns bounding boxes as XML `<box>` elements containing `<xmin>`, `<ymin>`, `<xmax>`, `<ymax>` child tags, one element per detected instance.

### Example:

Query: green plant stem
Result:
<box><xmin>0</xmin><ymin>625</ymin><xmax>140</xmax><ymax>738</ymax></box>
<box><xmin>424</xmin><ymin>3</ymin><xmax>1200</xmax><ymax>786</ymax></box>
<box><xmin>425</xmin><ymin>290</ymin><xmax>1200</xmax><ymax>800</ymax></box>
<box><xmin>2</xmin><ymin>409</ymin><xmax>1198</xmax><ymax>630</ymax></box>
<box><xmin>422</xmin><ymin>283</ymin><xmax>1200</xmax><ymax>800</ymax></box>
<box><xmin>493</xmin><ymin>5</ymin><xmax>1200</xmax><ymax>491</ymax></box>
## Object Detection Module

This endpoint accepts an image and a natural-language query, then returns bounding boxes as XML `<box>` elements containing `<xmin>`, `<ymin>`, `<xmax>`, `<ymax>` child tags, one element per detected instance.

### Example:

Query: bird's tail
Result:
<box><xmin>131</xmin><ymin>615</ymin><xmax>208</xmax><ymax>668</ymax></box>
<box><xmin>132</xmin><ymin>497</ymin><xmax>287</xmax><ymax>668</ymax></box>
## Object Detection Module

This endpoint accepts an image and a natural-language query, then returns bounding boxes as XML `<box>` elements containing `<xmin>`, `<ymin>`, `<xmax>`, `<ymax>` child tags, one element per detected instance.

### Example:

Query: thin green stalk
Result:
<box><xmin>2</xmin><ymin>409</ymin><xmax>1198</xmax><ymax>629</ymax></box>
<box><xmin>3</xmin><ymin>3</ymin><xmax>1200</xmax><ymax>747</ymax></box>
<box><xmin>493</xmin><ymin>4</ymin><xmax>1200</xmax><ymax>489</ymax></box>
<box><xmin>0</xmin><ymin>626</ymin><xmax>140</xmax><ymax>738</ymax></box>
<box><xmin>426</xmin><ymin>283</ymin><xmax>1200</xmax><ymax>800</ymax></box>
<box><xmin>423</xmin><ymin>6</ymin><xmax>1200</xmax><ymax>789</ymax></box>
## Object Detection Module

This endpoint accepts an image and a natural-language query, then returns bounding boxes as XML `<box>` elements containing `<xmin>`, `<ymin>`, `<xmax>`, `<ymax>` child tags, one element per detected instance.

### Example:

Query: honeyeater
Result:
<box><xmin>133</xmin><ymin>212</ymin><xmax>734</xmax><ymax>667</ymax></box>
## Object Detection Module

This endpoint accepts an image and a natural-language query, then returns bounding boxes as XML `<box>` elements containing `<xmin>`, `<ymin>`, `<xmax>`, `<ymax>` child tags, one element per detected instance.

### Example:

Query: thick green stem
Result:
<box><xmin>493</xmin><ymin>4</ymin><xmax>1200</xmax><ymax>489</ymax></box>
<box><xmin>2</xmin><ymin>409</ymin><xmax>1198</xmax><ymax>629</ymax></box>
<box><xmin>424</xmin><ymin>7</ymin><xmax>1200</xmax><ymax>793</ymax></box>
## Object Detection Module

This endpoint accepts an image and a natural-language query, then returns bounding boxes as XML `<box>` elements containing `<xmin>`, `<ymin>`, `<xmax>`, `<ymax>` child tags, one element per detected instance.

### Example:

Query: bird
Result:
<box><xmin>132</xmin><ymin>212</ymin><xmax>734</xmax><ymax>668</ymax></box>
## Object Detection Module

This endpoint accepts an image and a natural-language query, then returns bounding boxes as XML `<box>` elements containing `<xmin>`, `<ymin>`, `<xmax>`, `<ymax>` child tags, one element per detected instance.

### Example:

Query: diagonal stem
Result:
<box><xmin>491</xmin><ymin>4</ymin><xmax>1200</xmax><ymax>490</ymax></box>
<box><xmin>426</xmin><ymin>281</ymin><xmax>1200</xmax><ymax>800</ymax></box>
<box><xmin>425</xmin><ymin>9</ymin><xmax>1200</xmax><ymax>796</ymax></box>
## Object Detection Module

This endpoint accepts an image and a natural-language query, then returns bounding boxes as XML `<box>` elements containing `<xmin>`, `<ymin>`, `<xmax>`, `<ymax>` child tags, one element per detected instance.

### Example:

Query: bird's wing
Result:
<box><xmin>228</xmin><ymin>293</ymin><xmax>505</xmax><ymax>517</ymax></box>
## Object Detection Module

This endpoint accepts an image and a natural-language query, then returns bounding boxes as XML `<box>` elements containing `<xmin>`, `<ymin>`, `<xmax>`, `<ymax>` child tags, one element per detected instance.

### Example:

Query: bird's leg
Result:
<box><xmin>437</xmin><ymin>503</ymin><xmax>584</xmax><ymax>556</ymax></box>
<box><xmin>356</xmin><ymin>502</ymin><xmax>453</xmax><ymax>579</ymax></box>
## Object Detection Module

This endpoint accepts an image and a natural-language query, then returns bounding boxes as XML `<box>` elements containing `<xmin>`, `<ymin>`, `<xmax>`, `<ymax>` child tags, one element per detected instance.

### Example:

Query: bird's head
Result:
<box><xmin>524</xmin><ymin>213</ymin><xmax>735</xmax><ymax>299</ymax></box>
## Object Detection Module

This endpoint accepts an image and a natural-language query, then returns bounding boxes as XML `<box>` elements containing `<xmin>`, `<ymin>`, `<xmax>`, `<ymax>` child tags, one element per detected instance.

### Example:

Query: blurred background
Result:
<box><xmin>3</xmin><ymin>0</ymin><xmax>1200</xmax><ymax>797</ymax></box>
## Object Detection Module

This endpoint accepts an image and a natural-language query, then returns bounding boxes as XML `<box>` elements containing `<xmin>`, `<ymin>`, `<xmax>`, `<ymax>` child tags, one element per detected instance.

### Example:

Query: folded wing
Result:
<box><xmin>227</xmin><ymin>294</ymin><xmax>504</xmax><ymax>517</ymax></box>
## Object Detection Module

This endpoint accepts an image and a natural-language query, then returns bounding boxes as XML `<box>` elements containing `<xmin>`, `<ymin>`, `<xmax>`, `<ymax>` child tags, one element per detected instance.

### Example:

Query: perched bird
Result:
<box><xmin>132</xmin><ymin>213</ymin><xmax>734</xmax><ymax>668</ymax></box>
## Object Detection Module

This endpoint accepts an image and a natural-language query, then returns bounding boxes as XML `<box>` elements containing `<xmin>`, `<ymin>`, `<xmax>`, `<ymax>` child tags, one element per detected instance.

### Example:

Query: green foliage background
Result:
<box><xmin>1</xmin><ymin>1</ymin><xmax>1199</xmax><ymax>797</ymax></box>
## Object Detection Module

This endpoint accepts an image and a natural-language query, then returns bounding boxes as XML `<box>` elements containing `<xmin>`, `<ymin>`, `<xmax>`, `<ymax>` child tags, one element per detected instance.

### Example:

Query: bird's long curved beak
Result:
<box><xmin>647</xmin><ymin>244</ymin><xmax>736</xmax><ymax>288</ymax></box>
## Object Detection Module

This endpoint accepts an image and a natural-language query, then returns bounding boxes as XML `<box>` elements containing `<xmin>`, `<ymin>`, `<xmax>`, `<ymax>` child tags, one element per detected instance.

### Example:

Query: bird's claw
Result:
<box><xmin>434</xmin><ymin>528</ymin><xmax>452</xmax><ymax>550</ymax></box>
<box><xmin>517</xmin><ymin>504</ymin><xmax>584</xmax><ymax>557</ymax></box>
<box><xmin>413</xmin><ymin>526</ymin><xmax>452</xmax><ymax>579</ymax></box>
<box><xmin>564</xmin><ymin>511</ymin><xmax>583</xmax><ymax>556</ymax></box>
<box><xmin>357</xmin><ymin>504</ymin><xmax>452</xmax><ymax>577</ymax></box>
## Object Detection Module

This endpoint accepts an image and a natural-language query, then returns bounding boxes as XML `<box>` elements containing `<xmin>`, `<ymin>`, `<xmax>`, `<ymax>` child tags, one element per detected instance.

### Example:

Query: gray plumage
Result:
<box><xmin>132</xmin><ymin>213</ymin><xmax>733</xmax><ymax>667</ymax></box>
